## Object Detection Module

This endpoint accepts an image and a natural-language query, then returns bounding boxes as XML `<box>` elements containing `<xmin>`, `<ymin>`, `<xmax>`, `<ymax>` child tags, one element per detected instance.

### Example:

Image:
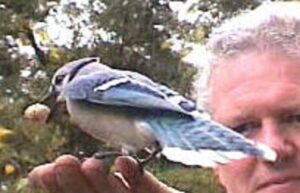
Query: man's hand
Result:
<box><xmin>28</xmin><ymin>155</ymin><xmax>180</xmax><ymax>193</ymax></box>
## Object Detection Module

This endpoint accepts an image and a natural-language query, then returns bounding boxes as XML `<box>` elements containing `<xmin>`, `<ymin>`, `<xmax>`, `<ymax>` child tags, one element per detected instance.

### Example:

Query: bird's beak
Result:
<box><xmin>40</xmin><ymin>85</ymin><xmax>60</xmax><ymax>105</ymax></box>
<box><xmin>39</xmin><ymin>85</ymin><xmax>60</xmax><ymax>122</ymax></box>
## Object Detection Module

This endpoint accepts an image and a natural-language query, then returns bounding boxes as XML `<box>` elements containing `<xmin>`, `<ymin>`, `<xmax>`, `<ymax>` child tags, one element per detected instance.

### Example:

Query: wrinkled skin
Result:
<box><xmin>211</xmin><ymin>52</ymin><xmax>300</xmax><ymax>193</ymax></box>
<box><xmin>28</xmin><ymin>155</ymin><xmax>177</xmax><ymax>193</ymax></box>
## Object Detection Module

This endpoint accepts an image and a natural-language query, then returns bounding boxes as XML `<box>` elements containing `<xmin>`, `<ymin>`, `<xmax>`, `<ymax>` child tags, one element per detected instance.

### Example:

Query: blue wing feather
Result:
<box><xmin>61</xmin><ymin>60</ymin><xmax>276</xmax><ymax>166</ymax></box>
<box><xmin>146</xmin><ymin>114</ymin><xmax>265</xmax><ymax>157</ymax></box>
<box><xmin>64</xmin><ymin>69</ymin><xmax>199</xmax><ymax>116</ymax></box>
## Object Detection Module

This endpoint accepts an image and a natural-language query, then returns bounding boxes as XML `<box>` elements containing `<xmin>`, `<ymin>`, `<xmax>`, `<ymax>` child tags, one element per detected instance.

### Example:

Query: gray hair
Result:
<box><xmin>207</xmin><ymin>1</ymin><xmax>300</xmax><ymax>62</ymax></box>
<box><xmin>197</xmin><ymin>1</ymin><xmax>300</xmax><ymax>110</ymax></box>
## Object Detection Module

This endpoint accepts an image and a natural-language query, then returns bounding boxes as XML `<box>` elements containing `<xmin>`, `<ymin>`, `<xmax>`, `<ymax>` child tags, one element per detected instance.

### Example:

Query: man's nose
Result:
<box><xmin>259</xmin><ymin>119</ymin><xmax>297</xmax><ymax>163</ymax></box>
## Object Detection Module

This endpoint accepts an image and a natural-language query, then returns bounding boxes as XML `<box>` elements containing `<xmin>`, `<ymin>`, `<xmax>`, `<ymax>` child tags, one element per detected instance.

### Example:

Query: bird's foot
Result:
<box><xmin>93</xmin><ymin>151</ymin><xmax>124</xmax><ymax>173</ymax></box>
<box><xmin>135</xmin><ymin>145</ymin><xmax>162</xmax><ymax>174</ymax></box>
<box><xmin>93</xmin><ymin>151</ymin><xmax>124</xmax><ymax>159</ymax></box>
<box><xmin>76</xmin><ymin>150</ymin><xmax>87</xmax><ymax>161</ymax></box>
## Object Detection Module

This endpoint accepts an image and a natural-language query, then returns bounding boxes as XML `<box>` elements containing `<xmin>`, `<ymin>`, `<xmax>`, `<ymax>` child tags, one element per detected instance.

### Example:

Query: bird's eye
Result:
<box><xmin>54</xmin><ymin>75</ymin><xmax>65</xmax><ymax>85</ymax></box>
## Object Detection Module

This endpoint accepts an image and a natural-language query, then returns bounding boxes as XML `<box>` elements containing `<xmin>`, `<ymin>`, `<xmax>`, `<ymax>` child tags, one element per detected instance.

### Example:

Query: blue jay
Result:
<box><xmin>44</xmin><ymin>57</ymin><xmax>276</xmax><ymax>167</ymax></box>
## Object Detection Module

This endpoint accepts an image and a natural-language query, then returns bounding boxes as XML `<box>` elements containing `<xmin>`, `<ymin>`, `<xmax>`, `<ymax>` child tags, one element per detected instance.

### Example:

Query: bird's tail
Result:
<box><xmin>147</xmin><ymin>114</ymin><xmax>277</xmax><ymax>167</ymax></box>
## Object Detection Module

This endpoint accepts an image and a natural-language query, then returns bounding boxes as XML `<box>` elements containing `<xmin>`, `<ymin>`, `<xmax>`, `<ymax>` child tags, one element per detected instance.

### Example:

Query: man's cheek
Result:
<box><xmin>217</xmin><ymin>156</ymin><xmax>255</xmax><ymax>180</ymax></box>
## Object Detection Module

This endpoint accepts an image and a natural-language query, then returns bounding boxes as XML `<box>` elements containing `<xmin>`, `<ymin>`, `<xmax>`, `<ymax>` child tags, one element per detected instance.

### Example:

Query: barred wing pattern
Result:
<box><xmin>146</xmin><ymin>114</ymin><xmax>276</xmax><ymax>167</ymax></box>
<box><xmin>63</xmin><ymin>63</ymin><xmax>276</xmax><ymax>167</ymax></box>
<box><xmin>65</xmin><ymin>69</ymin><xmax>200</xmax><ymax>117</ymax></box>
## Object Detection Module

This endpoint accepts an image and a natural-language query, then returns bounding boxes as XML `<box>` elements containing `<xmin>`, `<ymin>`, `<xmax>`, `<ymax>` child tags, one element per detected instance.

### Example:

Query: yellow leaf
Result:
<box><xmin>0</xmin><ymin>127</ymin><xmax>14</xmax><ymax>143</ymax></box>
<box><xmin>16</xmin><ymin>178</ymin><xmax>29</xmax><ymax>191</ymax></box>
<box><xmin>49</xmin><ymin>47</ymin><xmax>62</xmax><ymax>61</ymax></box>
<box><xmin>36</xmin><ymin>29</ymin><xmax>50</xmax><ymax>43</ymax></box>
<box><xmin>193</xmin><ymin>27</ymin><xmax>206</xmax><ymax>42</ymax></box>
<box><xmin>160</xmin><ymin>41</ymin><xmax>173</xmax><ymax>50</ymax></box>
<box><xmin>4</xmin><ymin>164</ymin><xmax>16</xmax><ymax>176</ymax></box>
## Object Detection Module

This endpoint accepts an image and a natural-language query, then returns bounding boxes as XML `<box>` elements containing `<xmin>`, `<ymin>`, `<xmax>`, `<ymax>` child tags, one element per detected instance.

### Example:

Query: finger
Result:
<box><xmin>82</xmin><ymin>157</ymin><xmax>134</xmax><ymax>193</ymax></box>
<box><xmin>114</xmin><ymin>156</ymin><xmax>140</xmax><ymax>187</ymax></box>
<box><xmin>54</xmin><ymin>155</ymin><xmax>96</xmax><ymax>193</ymax></box>
<box><xmin>28</xmin><ymin>163</ymin><xmax>60</xmax><ymax>193</ymax></box>
<box><xmin>114</xmin><ymin>156</ymin><xmax>176</xmax><ymax>193</ymax></box>
<box><xmin>81</xmin><ymin>157</ymin><xmax>117</xmax><ymax>193</ymax></box>
<box><xmin>109</xmin><ymin>171</ymin><xmax>132</xmax><ymax>193</ymax></box>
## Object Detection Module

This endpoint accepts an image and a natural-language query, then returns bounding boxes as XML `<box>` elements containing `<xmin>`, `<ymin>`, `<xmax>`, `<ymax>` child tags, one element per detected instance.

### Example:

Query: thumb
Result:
<box><xmin>114</xmin><ymin>156</ymin><xmax>183</xmax><ymax>193</ymax></box>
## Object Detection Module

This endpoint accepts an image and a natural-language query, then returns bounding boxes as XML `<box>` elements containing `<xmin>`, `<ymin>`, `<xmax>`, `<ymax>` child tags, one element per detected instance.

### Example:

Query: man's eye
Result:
<box><xmin>284</xmin><ymin>114</ymin><xmax>300</xmax><ymax>124</ymax></box>
<box><xmin>231</xmin><ymin>122</ymin><xmax>260</xmax><ymax>137</ymax></box>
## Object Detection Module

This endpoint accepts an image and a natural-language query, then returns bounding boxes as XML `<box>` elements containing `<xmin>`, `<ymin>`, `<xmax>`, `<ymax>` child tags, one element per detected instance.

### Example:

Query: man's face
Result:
<box><xmin>210</xmin><ymin>52</ymin><xmax>300</xmax><ymax>193</ymax></box>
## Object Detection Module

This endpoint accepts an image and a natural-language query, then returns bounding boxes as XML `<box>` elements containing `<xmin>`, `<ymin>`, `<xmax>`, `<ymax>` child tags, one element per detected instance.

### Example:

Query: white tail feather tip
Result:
<box><xmin>161</xmin><ymin>147</ymin><xmax>253</xmax><ymax>167</ymax></box>
<box><xmin>256</xmin><ymin>143</ymin><xmax>277</xmax><ymax>162</ymax></box>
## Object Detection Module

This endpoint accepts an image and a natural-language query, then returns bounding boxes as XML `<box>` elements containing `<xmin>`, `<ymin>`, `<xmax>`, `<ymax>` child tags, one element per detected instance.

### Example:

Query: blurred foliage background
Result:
<box><xmin>0</xmin><ymin>0</ymin><xmax>287</xmax><ymax>192</ymax></box>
